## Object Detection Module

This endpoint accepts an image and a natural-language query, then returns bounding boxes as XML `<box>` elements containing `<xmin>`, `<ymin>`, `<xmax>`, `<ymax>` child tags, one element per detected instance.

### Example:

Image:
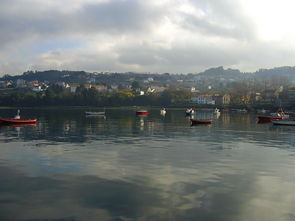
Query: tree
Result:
<box><xmin>131</xmin><ymin>81</ymin><xmax>140</xmax><ymax>90</ymax></box>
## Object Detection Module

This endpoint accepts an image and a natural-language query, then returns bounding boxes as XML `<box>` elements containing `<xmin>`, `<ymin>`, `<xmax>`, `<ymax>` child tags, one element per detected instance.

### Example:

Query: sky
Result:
<box><xmin>1</xmin><ymin>0</ymin><xmax>295</xmax><ymax>76</ymax></box>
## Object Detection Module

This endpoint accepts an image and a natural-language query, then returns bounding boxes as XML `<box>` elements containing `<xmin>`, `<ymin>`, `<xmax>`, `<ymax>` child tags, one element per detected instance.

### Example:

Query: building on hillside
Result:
<box><xmin>146</xmin><ymin>86</ymin><xmax>166</xmax><ymax>94</ymax></box>
<box><xmin>143</xmin><ymin>77</ymin><xmax>154</xmax><ymax>83</ymax></box>
<box><xmin>91</xmin><ymin>84</ymin><xmax>108</xmax><ymax>92</ymax></box>
<box><xmin>254</xmin><ymin>93</ymin><xmax>262</xmax><ymax>102</ymax></box>
<box><xmin>110</xmin><ymin>85</ymin><xmax>118</xmax><ymax>91</ymax></box>
<box><xmin>192</xmin><ymin>94</ymin><xmax>231</xmax><ymax>105</ymax></box>
<box><xmin>16</xmin><ymin>79</ymin><xmax>26</xmax><ymax>88</ymax></box>
<box><xmin>69</xmin><ymin>84</ymin><xmax>80</xmax><ymax>93</ymax></box>
<box><xmin>32</xmin><ymin>86</ymin><xmax>42</xmax><ymax>92</ymax></box>
<box><xmin>84</xmin><ymin>84</ymin><xmax>92</xmax><ymax>89</ymax></box>
<box><xmin>55</xmin><ymin>82</ymin><xmax>70</xmax><ymax>88</ymax></box>
<box><xmin>192</xmin><ymin>95</ymin><xmax>215</xmax><ymax>104</ymax></box>
<box><xmin>27</xmin><ymin>81</ymin><xmax>40</xmax><ymax>87</ymax></box>
<box><xmin>261</xmin><ymin>89</ymin><xmax>276</xmax><ymax>103</ymax></box>
<box><xmin>221</xmin><ymin>94</ymin><xmax>231</xmax><ymax>105</ymax></box>
<box><xmin>190</xmin><ymin>87</ymin><xmax>200</xmax><ymax>93</ymax></box>
<box><xmin>0</xmin><ymin>81</ymin><xmax>13</xmax><ymax>88</ymax></box>
<box><xmin>281</xmin><ymin>87</ymin><xmax>295</xmax><ymax>105</ymax></box>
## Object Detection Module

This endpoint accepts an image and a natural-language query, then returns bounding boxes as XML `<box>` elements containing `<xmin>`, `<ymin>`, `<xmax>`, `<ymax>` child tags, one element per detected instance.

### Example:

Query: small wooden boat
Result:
<box><xmin>136</xmin><ymin>110</ymin><xmax>150</xmax><ymax>116</ymax></box>
<box><xmin>272</xmin><ymin>120</ymin><xmax>295</xmax><ymax>126</ymax></box>
<box><xmin>190</xmin><ymin>119</ymin><xmax>212</xmax><ymax>125</ymax></box>
<box><xmin>85</xmin><ymin>111</ymin><xmax>105</xmax><ymax>116</ymax></box>
<box><xmin>0</xmin><ymin>110</ymin><xmax>37</xmax><ymax>125</ymax></box>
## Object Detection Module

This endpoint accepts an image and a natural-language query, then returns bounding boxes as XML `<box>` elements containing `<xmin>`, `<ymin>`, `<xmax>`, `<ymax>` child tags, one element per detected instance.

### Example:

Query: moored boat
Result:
<box><xmin>160</xmin><ymin>108</ymin><xmax>166</xmax><ymax>115</ymax></box>
<box><xmin>214</xmin><ymin>108</ymin><xmax>220</xmax><ymax>114</ymax></box>
<box><xmin>257</xmin><ymin>115</ymin><xmax>282</xmax><ymax>123</ymax></box>
<box><xmin>85</xmin><ymin>111</ymin><xmax>105</xmax><ymax>116</ymax></box>
<box><xmin>0</xmin><ymin>117</ymin><xmax>37</xmax><ymax>125</ymax></box>
<box><xmin>272</xmin><ymin>120</ymin><xmax>295</xmax><ymax>126</ymax></box>
<box><xmin>185</xmin><ymin>108</ymin><xmax>194</xmax><ymax>116</ymax></box>
<box><xmin>136</xmin><ymin>110</ymin><xmax>150</xmax><ymax>116</ymax></box>
<box><xmin>257</xmin><ymin>109</ymin><xmax>287</xmax><ymax>123</ymax></box>
<box><xmin>0</xmin><ymin>110</ymin><xmax>37</xmax><ymax>125</ymax></box>
<box><xmin>190</xmin><ymin>119</ymin><xmax>212</xmax><ymax>125</ymax></box>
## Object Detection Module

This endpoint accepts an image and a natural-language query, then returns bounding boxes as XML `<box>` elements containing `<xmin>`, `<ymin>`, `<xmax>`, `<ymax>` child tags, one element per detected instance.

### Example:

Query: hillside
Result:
<box><xmin>1</xmin><ymin>66</ymin><xmax>295</xmax><ymax>86</ymax></box>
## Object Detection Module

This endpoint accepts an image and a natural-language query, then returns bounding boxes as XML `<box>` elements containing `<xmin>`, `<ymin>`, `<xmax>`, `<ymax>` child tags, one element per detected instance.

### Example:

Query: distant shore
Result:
<box><xmin>0</xmin><ymin>104</ymin><xmax>286</xmax><ymax>111</ymax></box>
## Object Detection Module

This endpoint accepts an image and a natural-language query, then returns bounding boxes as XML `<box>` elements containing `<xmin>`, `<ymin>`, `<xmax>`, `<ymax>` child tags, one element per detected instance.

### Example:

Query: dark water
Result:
<box><xmin>0</xmin><ymin>108</ymin><xmax>295</xmax><ymax>221</ymax></box>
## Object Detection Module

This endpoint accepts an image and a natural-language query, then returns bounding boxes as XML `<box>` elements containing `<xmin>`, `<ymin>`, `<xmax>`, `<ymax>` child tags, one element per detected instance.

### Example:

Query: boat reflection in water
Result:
<box><xmin>1</xmin><ymin>108</ymin><xmax>295</xmax><ymax>221</ymax></box>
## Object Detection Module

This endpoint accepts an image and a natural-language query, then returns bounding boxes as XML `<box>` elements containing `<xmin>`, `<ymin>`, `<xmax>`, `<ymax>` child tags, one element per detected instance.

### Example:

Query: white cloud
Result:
<box><xmin>0</xmin><ymin>0</ymin><xmax>295</xmax><ymax>75</ymax></box>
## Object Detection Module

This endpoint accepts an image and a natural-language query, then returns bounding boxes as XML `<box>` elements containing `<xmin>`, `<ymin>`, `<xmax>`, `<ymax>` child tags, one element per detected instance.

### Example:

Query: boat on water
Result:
<box><xmin>272</xmin><ymin>120</ymin><xmax>295</xmax><ymax>126</ymax></box>
<box><xmin>185</xmin><ymin>108</ymin><xmax>194</xmax><ymax>116</ymax></box>
<box><xmin>160</xmin><ymin>108</ymin><xmax>166</xmax><ymax>115</ymax></box>
<box><xmin>257</xmin><ymin>109</ymin><xmax>287</xmax><ymax>123</ymax></box>
<box><xmin>214</xmin><ymin>108</ymin><xmax>220</xmax><ymax>114</ymax></box>
<box><xmin>257</xmin><ymin>115</ymin><xmax>282</xmax><ymax>123</ymax></box>
<box><xmin>136</xmin><ymin>110</ymin><xmax>150</xmax><ymax>116</ymax></box>
<box><xmin>190</xmin><ymin>119</ymin><xmax>212</xmax><ymax>125</ymax></box>
<box><xmin>236</xmin><ymin>108</ymin><xmax>248</xmax><ymax>113</ymax></box>
<box><xmin>85</xmin><ymin>111</ymin><xmax>105</xmax><ymax>116</ymax></box>
<box><xmin>0</xmin><ymin>110</ymin><xmax>37</xmax><ymax>125</ymax></box>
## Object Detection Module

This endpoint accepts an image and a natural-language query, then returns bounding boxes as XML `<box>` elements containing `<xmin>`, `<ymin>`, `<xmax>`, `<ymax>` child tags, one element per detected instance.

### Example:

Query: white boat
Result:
<box><xmin>236</xmin><ymin>108</ymin><xmax>247</xmax><ymax>113</ymax></box>
<box><xmin>85</xmin><ymin>111</ymin><xmax>105</xmax><ymax>116</ymax></box>
<box><xmin>272</xmin><ymin>120</ymin><xmax>295</xmax><ymax>126</ymax></box>
<box><xmin>160</xmin><ymin>108</ymin><xmax>166</xmax><ymax>115</ymax></box>
<box><xmin>214</xmin><ymin>108</ymin><xmax>220</xmax><ymax>114</ymax></box>
<box><xmin>185</xmin><ymin>108</ymin><xmax>194</xmax><ymax>116</ymax></box>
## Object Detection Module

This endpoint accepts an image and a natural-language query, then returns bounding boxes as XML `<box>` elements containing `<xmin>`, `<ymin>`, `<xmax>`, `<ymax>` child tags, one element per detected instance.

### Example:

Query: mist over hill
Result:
<box><xmin>1</xmin><ymin>66</ymin><xmax>295</xmax><ymax>86</ymax></box>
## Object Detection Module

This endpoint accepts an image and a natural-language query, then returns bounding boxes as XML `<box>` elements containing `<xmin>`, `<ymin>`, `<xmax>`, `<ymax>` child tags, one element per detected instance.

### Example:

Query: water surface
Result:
<box><xmin>0</xmin><ymin>108</ymin><xmax>295</xmax><ymax>221</ymax></box>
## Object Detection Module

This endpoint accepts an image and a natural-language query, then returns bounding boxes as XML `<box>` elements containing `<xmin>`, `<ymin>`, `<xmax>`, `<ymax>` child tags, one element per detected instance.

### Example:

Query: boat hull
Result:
<box><xmin>190</xmin><ymin>119</ymin><xmax>212</xmax><ymax>125</ymax></box>
<box><xmin>0</xmin><ymin>117</ymin><xmax>37</xmax><ymax>125</ymax></box>
<box><xmin>257</xmin><ymin>115</ymin><xmax>282</xmax><ymax>123</ymax></box>
<box><xmin>136</xmin><ymin>110</ymin><xmax>150</xmax><ymax>116</ymax></box>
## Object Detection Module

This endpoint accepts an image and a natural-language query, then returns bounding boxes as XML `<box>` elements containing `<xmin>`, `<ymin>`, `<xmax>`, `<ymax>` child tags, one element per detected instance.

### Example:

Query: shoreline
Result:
<box><xmin>0</xmin><ymin>104</ymin><xmax>284</xmax><ymax>111</ymax></box>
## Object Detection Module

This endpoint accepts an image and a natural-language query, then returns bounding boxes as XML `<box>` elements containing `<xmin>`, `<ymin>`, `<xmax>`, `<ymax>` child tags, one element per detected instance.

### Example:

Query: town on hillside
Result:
<box><xmin>1</xmin><ymin>66</ymin><xmax>295</xmax><ymax>109</ymax></box>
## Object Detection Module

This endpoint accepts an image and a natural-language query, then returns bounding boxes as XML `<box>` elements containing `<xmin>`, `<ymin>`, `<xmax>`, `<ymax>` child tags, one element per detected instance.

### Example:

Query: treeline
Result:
<box><xmin>0</xmin><ymin>85</ymin><xmax>193</xmax><ymax>107</ymax></box>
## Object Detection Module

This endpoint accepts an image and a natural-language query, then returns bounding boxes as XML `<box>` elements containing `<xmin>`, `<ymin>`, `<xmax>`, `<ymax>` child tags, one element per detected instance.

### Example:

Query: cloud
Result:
<box><xmin>0</xmin><ymin>0</ymin><xmax>295</xmax><ymax>75</ymax></box>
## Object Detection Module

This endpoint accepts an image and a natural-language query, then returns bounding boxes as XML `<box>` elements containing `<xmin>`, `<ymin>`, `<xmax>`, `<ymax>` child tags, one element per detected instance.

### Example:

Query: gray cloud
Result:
<box><xmin>177</xmin><ymin>0</ymin><xmax>256</xmax><ymax>41</ymax></box>
<box><xmin>0</xmin><ymin>0</ymin><xmax>294</xmax><ymax>75</ymax></box>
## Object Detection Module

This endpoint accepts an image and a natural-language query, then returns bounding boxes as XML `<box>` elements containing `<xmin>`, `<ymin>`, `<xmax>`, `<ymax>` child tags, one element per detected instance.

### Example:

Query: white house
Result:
<box><xmin>192</xmin><ymin>95</ymin><xmax>215</xmax><ymax>104</ymax></box>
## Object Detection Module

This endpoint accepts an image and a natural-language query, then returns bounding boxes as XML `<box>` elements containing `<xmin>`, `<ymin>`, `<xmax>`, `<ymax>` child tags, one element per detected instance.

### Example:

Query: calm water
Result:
<box><xmin>0</xmin><ymin>108</ymin><xmax>295</xmax><ymax>221</ymax></box>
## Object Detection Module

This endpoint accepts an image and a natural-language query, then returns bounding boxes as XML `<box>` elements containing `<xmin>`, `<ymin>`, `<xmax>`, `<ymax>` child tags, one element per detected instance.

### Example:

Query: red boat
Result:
<box><xmin>136</xmin><ymin>110</ymin><xmax>150</xmax><ymax>116</ymax></box>
<box><xmin>0</xmin><ymin>117</ymin><xmax>38</xmax><ymax>125</ymax></box>
<box><xmin>0</xmin><ymin>110</ymin><xmax>37</xmax><ymax>125</ymax></box>
<box><xmin>257</xmin><ymin>110</ymin><xmax>286</xmax><ymax>123</ymax></box>
<box><xmin>190</xmin><ymin>119</ymin><xmax>212</xmax><ymax>125</ymax></box>
<box><xmin>257</xmin><ymin>115</ymin><xmax>282</xmax><ymax>123</ymax></box>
